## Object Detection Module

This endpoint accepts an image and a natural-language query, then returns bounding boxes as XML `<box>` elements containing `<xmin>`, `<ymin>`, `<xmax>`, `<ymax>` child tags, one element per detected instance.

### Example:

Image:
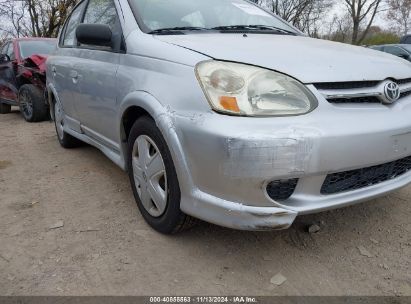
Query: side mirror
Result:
<box><xmin>76</xmin><ymin>24</ymin><xmax>112</xmax><ymax>47</ymax></box>
<box><xmin>398</xmin><ymin>53</ymin><xmax>410</xmax><ymax>60</ymax></box>
<box><xmin>0</xmin><ymin>54</ymin><xmax>10</xmax><ymax>63</ymax></box>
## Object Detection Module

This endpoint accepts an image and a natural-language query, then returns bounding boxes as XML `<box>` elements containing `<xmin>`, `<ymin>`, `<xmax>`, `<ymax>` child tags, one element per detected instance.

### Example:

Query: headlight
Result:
<box><xmin>196</xmin><ymin>61</ymin><xmax>317</xmax><ymax>116</ymax></box>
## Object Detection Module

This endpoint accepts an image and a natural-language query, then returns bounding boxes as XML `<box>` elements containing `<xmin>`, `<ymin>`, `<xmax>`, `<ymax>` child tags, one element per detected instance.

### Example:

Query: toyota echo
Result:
<box><xmin>46</xmin><ymin>0</ymin><xmax>411</xmax><ymax>233</ymax></box>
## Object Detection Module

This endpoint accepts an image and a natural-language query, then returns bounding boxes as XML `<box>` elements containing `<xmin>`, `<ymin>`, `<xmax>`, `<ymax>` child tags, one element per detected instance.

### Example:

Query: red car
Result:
<box><xmin>0</xmin><ymin>38</ymin><xmax>56</xmax><ymax>122</ymax></box>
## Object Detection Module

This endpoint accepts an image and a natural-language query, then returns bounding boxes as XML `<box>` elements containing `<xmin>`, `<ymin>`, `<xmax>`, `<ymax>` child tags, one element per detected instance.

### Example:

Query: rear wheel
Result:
<box><xmin>19</xmin><ymin>84</ymin><xmax>48</xmax><ymax>122</ymax></box>
<box><xmin>53</xmin><ymin>99</ymin><xmax>82</xmax><ymax>148</ymax></box>
<box><xmin>127</xmin><ymin>117</ymin><xmax>196</xmax><ymax>234</ymax></box>
<box><xmin>0</xmin><ymin>103</ymin><xmax>11</xmax><ymax>114</ymax></box>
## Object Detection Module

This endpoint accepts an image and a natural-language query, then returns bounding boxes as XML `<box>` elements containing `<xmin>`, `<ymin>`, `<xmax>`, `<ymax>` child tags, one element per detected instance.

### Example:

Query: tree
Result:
<box><xmin>27</xmin><ymin>0</ymin><xmax>79</xmax><ymax>37</ymax></box>
<box><xmin>0</xmin><ymin>0</ymin><xmax>26</xmax><ymax>37</ymax></box>
<box><xmin>0</xmin><ymin>31</ymin><xmax>8</xmax><ymax>46</ymax></box>
<box><xmin>386</xmin><ymin>0</ymin><xmax>411</xmax><ymax>35</ymax></box>
<box><xmin>323</xmin><ymin>13</ymin><xmax>353</xmax><ymax>43</ymax></box>
<box><xmin>252</xmin><ymin>0</ymin><xmax>334</xmax><ymax>37</ymax></box>
<box><xmin>290</xmin><ymin>0</ymin><xmax>333</xmax><ymax>36</ymax></box>
<box><xmin>343</xmin><ymin>0</ymin><xmax>383</xmax><ymax>45</ymax></box>
<box><xmin>0</xmin><ymin>0</ymin><xmax>78</xmax><ymax>38</ymax></box>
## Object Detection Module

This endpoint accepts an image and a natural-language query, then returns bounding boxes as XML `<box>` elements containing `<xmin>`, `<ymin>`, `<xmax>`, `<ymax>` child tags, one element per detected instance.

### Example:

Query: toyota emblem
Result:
<box><xmin>383</xmin><ymin>81</ymin><xmax>401</xmax><ymax>104</ymax></box>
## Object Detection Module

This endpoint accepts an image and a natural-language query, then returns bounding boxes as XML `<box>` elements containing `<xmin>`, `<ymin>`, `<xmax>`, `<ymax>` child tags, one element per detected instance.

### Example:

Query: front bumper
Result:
<box><xmin>160</xmin><ymin>91</ymin><xmax>411</xmax><ymax>231</ymax></box>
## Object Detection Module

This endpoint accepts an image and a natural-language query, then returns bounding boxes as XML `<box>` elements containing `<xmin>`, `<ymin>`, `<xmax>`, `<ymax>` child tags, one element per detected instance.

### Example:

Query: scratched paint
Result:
<box><xmin>222</xmin><ymin>128</ymin><xmax>320</xmax><ymax>178</ymax></box>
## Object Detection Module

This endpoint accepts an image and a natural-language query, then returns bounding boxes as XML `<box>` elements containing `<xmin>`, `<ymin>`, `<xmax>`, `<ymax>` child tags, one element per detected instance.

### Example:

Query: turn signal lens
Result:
<box><xmin>220</xmin><ymin>96</ymin><xmax>240</xmax><ymax>112</ymax></box>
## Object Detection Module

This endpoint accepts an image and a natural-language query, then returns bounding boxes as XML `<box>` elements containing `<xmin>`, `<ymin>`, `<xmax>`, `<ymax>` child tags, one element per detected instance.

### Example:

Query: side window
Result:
<box><xmin>82</xmin><ymin>0</ymin><xmax>122</xmax><ymax>50</ymax></box>
<box><xmin>83</xmin><ymin>0</ymin><xmax>118</xmax><ymax>29</ymax></box>
<box><xmin>1</xmin><ymin>43</ymin><xmax>9</xmax><ymax>55</ymax></box>
<box><xmin>405</xmin><ymin>37</ymin><xmax>411</xmax><ymax>44</ymax></box>
<box><xmin>62</xmin><ymin>1</ymin><xmax>87</xmax><ymax>46</ymax></box>
<box><xmin>7</xmin><ymin>42</ymin><xmax>15</xmax><ymax>60</ymax></box>
<box><xmin>385</xmin><ymin>46</ymin><xmax>406</xmax><ymax>56</ymax></box>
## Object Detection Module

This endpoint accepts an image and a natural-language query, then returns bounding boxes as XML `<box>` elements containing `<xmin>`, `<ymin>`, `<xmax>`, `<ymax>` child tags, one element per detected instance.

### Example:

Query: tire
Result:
<box><xmin>127</xmin><ymin>116</ymin><xmax>196</xmax><ymax>234</ymax></box>
<box><xmin>19</xmin><ymin>84</ymin><xmax>48</xmax><ymax>122</ymax></box>
<box><xmin>0</xmin><ymin>103</ymin><xmax>11</xmax><ymax>114</ymax></box>
<box><xmin>53</xmin><ymin>98</ymin><xmax>82</xmax><ymax>149</ymax></box>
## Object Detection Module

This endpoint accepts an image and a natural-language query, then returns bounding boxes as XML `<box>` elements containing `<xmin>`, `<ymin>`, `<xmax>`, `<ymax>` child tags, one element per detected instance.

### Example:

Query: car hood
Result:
<box><xmin>22</xmin><ymin>54</ymin><xmax>48</xmax><ymax>73</ymax></box>
<box><xmin>156</xmin><ymin>34</ymin><xmax>411</xmax><ymax>83</ymax></box>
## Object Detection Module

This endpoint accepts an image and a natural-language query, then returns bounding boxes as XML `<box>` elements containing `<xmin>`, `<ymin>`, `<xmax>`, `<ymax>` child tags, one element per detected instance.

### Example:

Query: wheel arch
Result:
<box><xmin>46</xmin><ymin>83</ymin><xmax>60</xmax><ymax>121</ymax></box>
<box><xmin>17</xmin><ymin>76</ymin><xmax>46</xmax><ymax>100</ymax></box>
<box><xmin>121</xmin><ymin>106</ymin><xmax>153</xmax><ymax>144</ymax></box>
<box><xmin>118</xmin><ymin>91</ymin><xmax>166</xmax><ymax>144</ymax></box>
<box><xmin>117</xmin><ymin>92</ymin><xmax>191</xmax><ymax>187</ymax></box>
<box><xmin>17</xmin><ymin>76</ymin><xmax>32</xmax><ymax>89</ymax></box>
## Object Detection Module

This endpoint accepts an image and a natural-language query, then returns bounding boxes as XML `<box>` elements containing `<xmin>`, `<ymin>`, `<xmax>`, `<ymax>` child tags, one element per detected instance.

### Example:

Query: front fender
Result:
<box><xmin>117</xmin><ymin>91</ymin><xmax>196</xmax><ymax>196</ymax></box>
<box><xmin>47</xmin><ymin>83</ymin><xmax>60</xmax><ymax>120</ymax></box>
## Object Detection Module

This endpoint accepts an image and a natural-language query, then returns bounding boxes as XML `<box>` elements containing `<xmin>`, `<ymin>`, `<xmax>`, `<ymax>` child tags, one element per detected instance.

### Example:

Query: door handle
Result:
<box><xmin>69</xmin><ymin>70</ymin><xmax>79</xmax><ymax>83</ymax></box>
<box><xmin>69</xmin><ymin>70</ymin><xmax>79</xmax><ymax>79</ymax></box>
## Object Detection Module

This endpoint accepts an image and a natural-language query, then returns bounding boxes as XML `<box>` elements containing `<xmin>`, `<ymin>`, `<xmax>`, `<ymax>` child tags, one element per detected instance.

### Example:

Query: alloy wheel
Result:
<box><xmin>20</xmin><ymin>91</ymin><xmax>33</xmax><ymax>119</ymax></box>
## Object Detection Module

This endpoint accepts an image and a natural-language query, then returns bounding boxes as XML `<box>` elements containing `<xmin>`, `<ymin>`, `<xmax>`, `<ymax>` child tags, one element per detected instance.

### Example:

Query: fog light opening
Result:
<box><xmin>266</xmin><ymin>179</ymin><xmax>299</xmax><ymax>201</ymax></box>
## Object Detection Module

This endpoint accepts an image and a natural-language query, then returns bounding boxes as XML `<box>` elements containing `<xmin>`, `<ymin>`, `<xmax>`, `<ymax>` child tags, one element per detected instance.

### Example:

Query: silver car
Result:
<box><xmin>47</xmin><ymin>0</ymin><xmax>411</xmax><ymax>233</ymax></box>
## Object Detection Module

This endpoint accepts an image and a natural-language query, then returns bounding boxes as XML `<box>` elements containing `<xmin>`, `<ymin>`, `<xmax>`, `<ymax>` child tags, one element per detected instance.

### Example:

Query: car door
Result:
<box><xmin>0</xmin><ymin>42</ymin><xmax>18</xmax><ymax>104</ymax></box>
<box><xmin>49</xmin><ymin>1</ymin><xmax>87</xmax><ymax>133</ymax></box>
<box><xmin>70</xmin><ymin>0</ymin><xmax>123</xmax><ymax>149</ymax></box>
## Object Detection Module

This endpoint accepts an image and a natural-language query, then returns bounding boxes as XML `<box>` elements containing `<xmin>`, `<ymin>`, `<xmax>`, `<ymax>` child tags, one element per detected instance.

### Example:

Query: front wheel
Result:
<box><xmin>19</xmin><ymin>84</ymin><xmax>48</xmax><ymax>122</ymax></box>
<box><xmin>127</xmin><ymin>117</ymin><xmax>196</xmax><ymax>234</ymax></box>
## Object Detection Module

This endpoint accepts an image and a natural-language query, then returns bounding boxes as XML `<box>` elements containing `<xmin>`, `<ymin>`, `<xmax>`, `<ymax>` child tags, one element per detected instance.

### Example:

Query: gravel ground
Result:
<box><xmin>0</xmin><ymin>109</ymin><xmax>410</xmax><ymax>296</ymax></box>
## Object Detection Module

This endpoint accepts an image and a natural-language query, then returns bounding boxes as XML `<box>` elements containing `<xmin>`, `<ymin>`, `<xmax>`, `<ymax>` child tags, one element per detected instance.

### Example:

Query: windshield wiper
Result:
<box><xmin>148</xmin><ymin>25</ymin><xmax>297</xmax><ymax>35</ymax></box>
<box><xmin>211</xmin><ymin>25</ymin><xmax>297</xmax><ymax>35</ymax></box>
<box><xmin>148</xmin><ymin>27</ymin><xmax>210</xmax><ymax>35</ymax></box>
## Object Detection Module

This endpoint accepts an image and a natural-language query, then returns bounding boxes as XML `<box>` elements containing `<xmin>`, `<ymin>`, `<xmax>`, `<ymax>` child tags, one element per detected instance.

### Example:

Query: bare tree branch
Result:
<box><xmin>0</xmin><ymin>0</ymin><xmax>78</xmax><ymax>38</ymax></box>
<box><xmin>385</xmin><ymin>0</ymin><xmax>411</xmax><ymax>35</ymax></box>
<box><xmin>343</xmin><ymin>0</ymin><xmax>383</xmax><ymax>44</ymax></box>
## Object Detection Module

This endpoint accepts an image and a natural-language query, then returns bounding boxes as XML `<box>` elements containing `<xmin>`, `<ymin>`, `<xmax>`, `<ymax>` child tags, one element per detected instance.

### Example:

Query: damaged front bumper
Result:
<box><xmin>160</xmin><ymin>93</ymin><xmax>411</xmax><ymax>231</ymax></box>
<box><xmin>182</xmin><ymin>189</ymin><xmax>298</xmax><ymax>231</ymax></box>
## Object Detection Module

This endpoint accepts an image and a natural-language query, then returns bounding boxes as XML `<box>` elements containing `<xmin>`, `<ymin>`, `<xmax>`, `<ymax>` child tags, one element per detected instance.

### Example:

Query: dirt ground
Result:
<box><xmin>0</xmin><ymin>108</ymin><xmax>410</xmax><ymax>296</ymax></box>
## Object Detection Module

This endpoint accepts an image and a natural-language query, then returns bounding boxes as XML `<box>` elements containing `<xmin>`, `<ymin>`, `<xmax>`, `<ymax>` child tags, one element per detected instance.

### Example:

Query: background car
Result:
<box><xmin>0</xmin><ymin>38</ymin><xmax>56</xmax><ymax>122</ymax></box>
<box><xmin>369</xmin><ymin>44</ymin><xmax>411</xmax><ymax>62</ymax></box>
<box><xmin>400</xmin><ymin>34</ymin><xmax>411</xmax><ymax>44</ymax></box>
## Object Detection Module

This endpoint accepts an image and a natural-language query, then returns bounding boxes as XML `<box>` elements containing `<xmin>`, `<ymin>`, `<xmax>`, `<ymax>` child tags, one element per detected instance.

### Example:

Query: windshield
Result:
<box><xmin>130</xmin><ymin>0</ymin><xmax>298</xmax><ymax>34</ymax></box>
<box><xmin>19</xmin><ymin>40</ymin><xmax>56</xmax><ymax>58</ymax></box>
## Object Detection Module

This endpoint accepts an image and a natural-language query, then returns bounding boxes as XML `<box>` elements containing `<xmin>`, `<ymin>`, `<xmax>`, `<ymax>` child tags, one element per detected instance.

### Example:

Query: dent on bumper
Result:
<box><xmin>156</xmin><ymin>98</ymin><xmax>411</xmax><ymax>230</ymax></box>
<box><xmin>180</xmin><ymin>189</ymin><xmax>298</xmax><ymax>231</ymax></box>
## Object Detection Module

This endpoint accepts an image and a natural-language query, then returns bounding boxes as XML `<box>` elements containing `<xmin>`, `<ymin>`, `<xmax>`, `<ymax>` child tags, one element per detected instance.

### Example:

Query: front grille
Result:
<box><xmin>314</xmin><ymin>79</ymin><xmax>411</xmax><ymax>91</ymax></box>
<box><xmin>328</xmin><ymin>96</ymin><xmax>380</xmax><ymax>104</ymax></box>
<box><xmin>266</xmin><ymin>179</ymin><xmax>298</xmax><ymax>201</ymax></box>
<box><xmin>314</xmin><ymin>81</ymin><xmax>380</xmax><ymax>90</ymax></box>
<box><xmin>321</xmin><ymin>155</ymin><xmax>411</xmax><ymax>195</ymax></box>
<box><xmin>397</xmin><ymin>78</ymin><xmax>411</xmax><ymax>85</ymax></box>
<box><xmin>316</xmin><ymin>79</ymin><xmax>411</xmax><ymax>104</ymax></box>
<box><xmin>401</xmin><ymin>90</ymin><xmax>411</xmax><ymax>99</ymax></box>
